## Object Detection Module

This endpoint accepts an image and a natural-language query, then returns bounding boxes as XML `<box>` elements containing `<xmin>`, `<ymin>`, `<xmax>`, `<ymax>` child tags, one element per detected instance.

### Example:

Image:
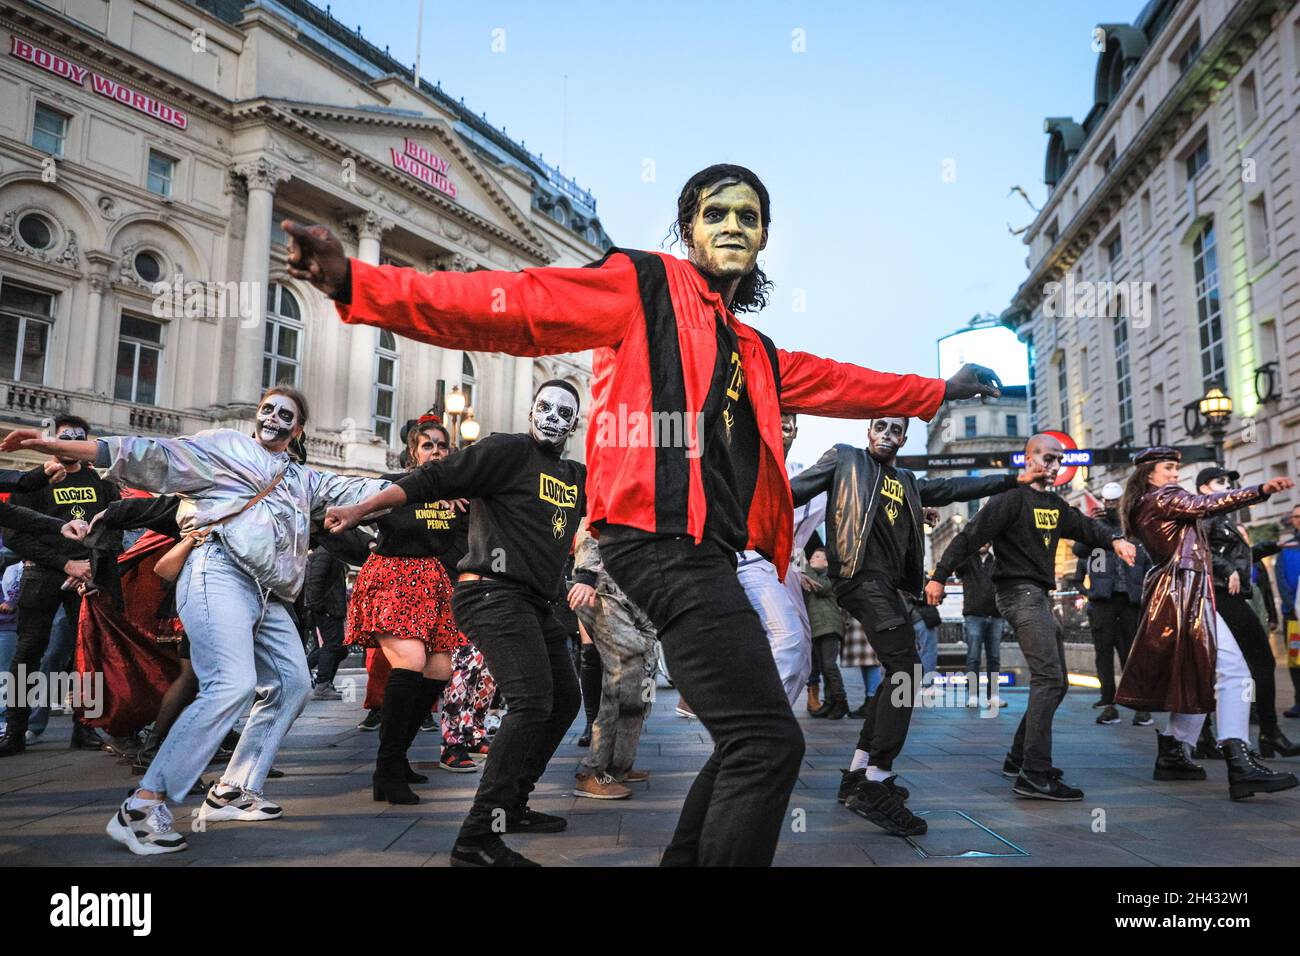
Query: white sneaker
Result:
<box><xmin>197</xmin><ymin>783</ymin><xmax>283</xmax><ymax>823</ymax></box>
<box><xmin>106</xmin><ymin>793</ymin><xmax>188</xmax><ymax>855</ymax></box>
<box><xmin>23</xmin><ymin>730</ymin><xmax>39</xmax><ymax>746</ymax></box>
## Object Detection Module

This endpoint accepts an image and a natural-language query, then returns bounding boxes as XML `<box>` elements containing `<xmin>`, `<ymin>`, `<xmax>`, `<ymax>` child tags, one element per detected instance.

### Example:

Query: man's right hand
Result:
<box><xmin>283</xmin><ymin>220</ymin><xmax>350</xmax><ymax>299</ymax></box>
<box><xmin>323</xmin><ymin>504</ymin><xmax>365</xmax><ymax>534</ymax></box>
<box><xmin>63</xmin><ymin>559</ymin><xmax>92</xmax><ymax>582</ymax></box>
<box><xmin>944</xmin><ymin>363</ymin><xmax>1002</xmax><ymax>401</ymax></box>
<box><xmin>925</xmin><ymin>579</ymin><xmax>946</xmax><ymax>606</ymax></box>
<box><xmin>1262</xmin><ymin>477</ymin><xmax>1295</xmax><ymax>496</ymax></box>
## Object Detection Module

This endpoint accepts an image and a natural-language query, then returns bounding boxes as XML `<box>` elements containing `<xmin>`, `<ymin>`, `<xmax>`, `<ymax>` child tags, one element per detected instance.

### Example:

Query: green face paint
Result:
<box><xmin>687</xmin><ymin>181</ymin><xmax>766</xmax><ymax>282</ymax></box>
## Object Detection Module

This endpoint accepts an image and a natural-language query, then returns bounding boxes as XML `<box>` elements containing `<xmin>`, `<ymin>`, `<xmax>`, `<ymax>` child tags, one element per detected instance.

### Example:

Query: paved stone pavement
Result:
<box><xmin>3</xmin><ymin>667</ymin><xmax>1300</xmax><ymax>867</ymax></box>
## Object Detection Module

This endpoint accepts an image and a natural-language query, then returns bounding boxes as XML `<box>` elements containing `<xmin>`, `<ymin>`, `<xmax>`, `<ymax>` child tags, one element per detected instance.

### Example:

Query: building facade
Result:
<box><xmin>1004</xmin><ymin>0</ymin><xmax>1300</xmax><ymax>527</ymax></box>
<box><xmin>0</xmin><ymin>0</ymin><xmax>609</xmax><ymax>474</ymax></box>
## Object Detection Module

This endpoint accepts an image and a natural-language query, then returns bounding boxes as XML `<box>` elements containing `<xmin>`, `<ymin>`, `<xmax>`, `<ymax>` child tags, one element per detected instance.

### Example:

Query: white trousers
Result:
<box><xmin>738</xmin><ymin>558</ymin><xmax>812</xmax><ymax>710</ymax></box>
<box><xmin>1164</xmin><ymin>612</ymin><xmax>1251</xmax><ymax>744</ymax></box>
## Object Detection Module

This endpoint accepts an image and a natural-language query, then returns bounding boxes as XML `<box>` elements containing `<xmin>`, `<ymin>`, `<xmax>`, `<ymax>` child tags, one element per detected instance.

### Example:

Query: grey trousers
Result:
<box><xmin>578</xmin><ymin>589</ymin><xmax>659</xmax><ymax>779</ymax></box>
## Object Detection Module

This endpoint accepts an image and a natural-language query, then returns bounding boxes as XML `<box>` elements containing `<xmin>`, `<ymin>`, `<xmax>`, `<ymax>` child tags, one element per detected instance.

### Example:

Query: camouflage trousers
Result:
<box><xmin>577</xmin><ymin>590</ymin><xmax>659</xmax><ymax>779</ymax></box>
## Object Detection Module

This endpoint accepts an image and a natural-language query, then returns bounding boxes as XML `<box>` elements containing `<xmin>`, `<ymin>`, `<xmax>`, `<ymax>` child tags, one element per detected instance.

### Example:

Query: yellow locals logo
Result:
<box><xmin>53</xmin><ymin>487</ymin><xmax>97</xmax><ymax>505</ymax></box>
<box><xmin>881</xmin><ymin>475</ymin><xmax>904</xmax><ymax>525</ymax></box>
<box><xmin>538</xmin><ymin>474</ymin><xmax>578</xmax><ymax>510</ymax></box>
<box><xmin>1033</xmin><ymin>508</ymin><xmax>1059</xmax><ymax>549</ymax></box>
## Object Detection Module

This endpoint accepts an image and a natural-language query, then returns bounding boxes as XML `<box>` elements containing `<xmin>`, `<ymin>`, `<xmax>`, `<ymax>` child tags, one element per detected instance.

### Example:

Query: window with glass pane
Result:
<box><xmin>374</xmin><ymin>333</ymin><xmax>398</xmax><ymax>445</ymax></box>
<box><xmin>1192</xmin><ymin>224</ymin><xmax>1225</xmax><ymax>390</ymax></box>
<box><xmin>1006</xmin><ymin>414</ymin><xmax>1019</xmax><ymax>437</ymax></box>
<box><xmin>1185</xmin><ymin>137</ymin><xmax>1209</xmax><ymax>180</ymax></box>
<box><xmin>964</xmin><ymin>415</ymin><xmax>977</xmax><ymax>438</ymax></box>
<box><xmin>115</xmin><ymin>314</ymin><xmax>163</xmax><ymax>404</ymax></box>
<box><xmin>147</xmin><ymin>151</ymin><xmax>174</xmax><ymax>198</ymax></box>
<box><xmin>462</xmin><ymin>354</ymin><xmax>476</xmax><ymax>408</ymax></box>
<box><xmin>32</xmin><ymin>106</ymin><xmax>66</xmax><ymax>156</ymax></box>
<box><xmin>1057</xmin><ymin>358</ymin><xmax>1069</xmax><ymax>430</ymax></box>
<box><xmin>262</xmin><ymin>283</ymin><xmax>302</xmax><ymax>388</ymax></box>
<box><xmin>1113</xmin><ymin>314</ymin><xmax>1134</xmax><ymax>444</ymax></box>
<box><xmin>0</xmin><ymin>280</ymin><xmax>53</xmax><ymax>383</ymax></box>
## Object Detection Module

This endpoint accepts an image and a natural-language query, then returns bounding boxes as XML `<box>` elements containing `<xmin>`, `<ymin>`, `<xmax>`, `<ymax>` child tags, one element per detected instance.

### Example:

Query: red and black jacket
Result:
<box><xmin>337</xmin><ymin>249</ymin><xmax>946</xmax><ymax>576</ymax></box>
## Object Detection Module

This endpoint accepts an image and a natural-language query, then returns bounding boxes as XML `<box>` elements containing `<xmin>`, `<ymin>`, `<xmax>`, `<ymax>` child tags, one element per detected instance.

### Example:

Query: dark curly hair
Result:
<box><xmin>668</xmin><ymin>164</ymin><xmax>773</xmax><ymax>314</ymax></box>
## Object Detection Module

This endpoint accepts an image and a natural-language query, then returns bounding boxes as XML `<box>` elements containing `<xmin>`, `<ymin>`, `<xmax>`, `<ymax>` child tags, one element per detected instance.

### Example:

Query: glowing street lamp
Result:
<box><xmin>1198</xmin><ymin>385</ymin><xmax>1232</xmax><ymax>462</ymax></box>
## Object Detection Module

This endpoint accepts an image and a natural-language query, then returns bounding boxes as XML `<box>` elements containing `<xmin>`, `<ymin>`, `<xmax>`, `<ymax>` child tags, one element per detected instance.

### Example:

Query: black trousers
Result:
<box><xmin>307</xmin><ymin>613</ymin><xmax>349</xmax><ymax>686</ymax></box>
<box><xmin>6</xmin><ymin>568</ymin><xmax>84</xmax><ymax>726</ymax></box>
<box><xmin>833</xmin><ymin>573</ymin><xmax>919</xmax><ymax>770</ymax></box>
<box><xmin>452</xmin><ymin>581</ymin><xmax>580</xmax><ymax>842</ymax></box>
<box><xmin>1216</xmin><ymin>588</ymin><xmax>1278</xmax><ymax>733</ymax></box>
<box><xmin>813</xmin><ymin>633</ymin><xmax>846</xmax><ymax>704</ymax></box>
<box><xmin>600</xmin><ymin>527</ymin><xmax>803</xmax><ymax>867</ymax></box>
<box><xmin>1087</xmin><ymin>597</ymin><xmax>1137</xmax><ymax>706</ymax></box>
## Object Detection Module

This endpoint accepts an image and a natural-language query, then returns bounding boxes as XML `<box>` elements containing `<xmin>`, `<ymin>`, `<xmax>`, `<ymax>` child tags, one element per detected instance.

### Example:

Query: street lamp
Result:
<box><xmin>1198</xmin><ymin>385</ymin><xmax>1233</xmax><ymax>463</ymax></box>
<box><xmin>459</xmin><ymin>410</ymin><xmax>480</xmax><ymax>445</ymax></box>
<box><xmin>444</xmin><ymin>387</ymin><xmax>468</xmax><ymax>448</ymax></box>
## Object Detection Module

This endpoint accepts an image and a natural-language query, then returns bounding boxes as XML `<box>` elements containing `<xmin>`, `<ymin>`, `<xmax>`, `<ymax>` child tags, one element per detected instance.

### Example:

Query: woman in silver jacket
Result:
<box><xmin>2</xmin><ymin>385</ymin><xmax>388</xmax><ymax>856</ymax></box>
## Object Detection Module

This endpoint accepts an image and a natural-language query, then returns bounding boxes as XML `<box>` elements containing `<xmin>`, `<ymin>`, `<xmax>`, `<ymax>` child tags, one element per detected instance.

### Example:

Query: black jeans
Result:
<box><xmin>833</xmin><ymin>573</ymin><xmax>919</xmax><ymax>770</ymax></box>
<box><xmin>307</xmin><ymin>613</ymin><xmax>349</xmax><ymax>686</ymax></box>
<box><xmin>599</xmin><ymin>527</ymin><xmax>803</xmax><ymax>867</ymax></box>
<box><xmin>1216</xmin><ymin>588</ymin><xmax>1278</xmax><ymax>733</ymax></box>
<box><xmin>998</xmin><ymin>584</ymin><xmax>1066</xmax><ymax>773</ymax></box>
<box><xmin>6</xmin><ymin>568</ymin><xmax>84</xmax><ymax>727</ymax></box>
<box><xmin>813</xmin><ymin>633</ymin><xmax>846</xmax><ymax>704</ymax></box>
<box><xmin>1087</xmin><ymin>598</ymin><xmax>1136</xmax><ymax>706</ymax></box>
<box><xmin>451</xmin><ymin>581</ymin><xmax>580</xmax><ymax>842</ymax></box>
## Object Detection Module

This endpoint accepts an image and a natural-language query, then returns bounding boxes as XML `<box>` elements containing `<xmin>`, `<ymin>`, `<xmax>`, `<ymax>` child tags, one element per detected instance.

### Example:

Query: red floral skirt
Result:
<box><xmin>345</xmin><ymin>554</ymin><xmax>464</xmax><ymax>653</ymax></box>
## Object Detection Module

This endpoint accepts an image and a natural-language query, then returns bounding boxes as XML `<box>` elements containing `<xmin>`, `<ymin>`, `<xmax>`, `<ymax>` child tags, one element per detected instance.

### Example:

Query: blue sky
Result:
<box><xmin>321</xmin><ymin>0</ymin><xmax>1144</xmax><ymax>462</ymax></box>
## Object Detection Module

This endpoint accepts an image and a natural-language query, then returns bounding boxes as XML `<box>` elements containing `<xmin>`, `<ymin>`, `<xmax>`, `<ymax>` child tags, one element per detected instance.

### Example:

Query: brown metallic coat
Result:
<box><xmin>1116</xmin><ymin>483</ymin><xmax>1269</xmax><ymax>713</ymax></box>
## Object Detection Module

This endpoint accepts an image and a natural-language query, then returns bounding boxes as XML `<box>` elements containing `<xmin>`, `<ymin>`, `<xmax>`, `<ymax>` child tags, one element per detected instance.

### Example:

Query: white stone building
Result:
<box><xmin>0</xmin><ymin>0</ymin><xmax>610</xmax><ymax>474</ymax></box>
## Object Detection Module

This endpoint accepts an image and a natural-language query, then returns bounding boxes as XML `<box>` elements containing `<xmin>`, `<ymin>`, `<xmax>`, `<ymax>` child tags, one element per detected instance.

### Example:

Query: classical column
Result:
<box><xmin>230</xmin><ymin>157</ymin><xmax>289</xmax><ymax>406</ymax></box>
<box><xmin>82</xmin><ymin>252</ymin><xmax>117</xmax><ymax>394</ymax></box>
<box><xmin>513</xmin><ymin>355</ymin><xmax>534</xmax><ymax>432</ymax></box>
<box><xmin>343</xmin><ymin>211</ymin><xmax>391</xmax><ymax>444</ymax></box>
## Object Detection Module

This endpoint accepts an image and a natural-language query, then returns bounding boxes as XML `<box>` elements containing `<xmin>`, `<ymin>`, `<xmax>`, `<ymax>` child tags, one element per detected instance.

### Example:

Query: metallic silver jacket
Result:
<box><xmin>97</xmin><ymin>429</ymin><xmax>388</xmax><ymax>601</ymax></box>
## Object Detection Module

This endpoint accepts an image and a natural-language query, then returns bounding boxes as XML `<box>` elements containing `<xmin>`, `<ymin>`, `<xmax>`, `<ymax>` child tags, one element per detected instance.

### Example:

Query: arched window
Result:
<box><xmin>263</xmin><ymin>282</ymin><xmax>302</xmax><ymax>388</ymax></box>
<box><xmin>373</xmin><ymin>329</ymin><xmax>398</xmax><ymax>445</ymax></box>
<box><xmin>461</xmin><ymin>353</ymin><xmax>476</xmax><ymax>409</ymax></box>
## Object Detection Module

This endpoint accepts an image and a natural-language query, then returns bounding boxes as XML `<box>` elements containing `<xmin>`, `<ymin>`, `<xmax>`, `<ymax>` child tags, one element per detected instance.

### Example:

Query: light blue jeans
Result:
<box><xmin>141</xmin><ymin>542</ymin><xmax>310</xmax><ymax>801</ymax></box>
<box><xmin>913</xmin><ymin>618</ymin><xmax>938</xmax><ymax>686</ymax></box>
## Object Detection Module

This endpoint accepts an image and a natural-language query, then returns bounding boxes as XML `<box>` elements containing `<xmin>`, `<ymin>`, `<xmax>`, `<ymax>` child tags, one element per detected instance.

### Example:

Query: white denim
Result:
<box><xmin>1163</xmin><ymin>611</ymin><xmax>1250</xmax><ymax>745</ymax></box>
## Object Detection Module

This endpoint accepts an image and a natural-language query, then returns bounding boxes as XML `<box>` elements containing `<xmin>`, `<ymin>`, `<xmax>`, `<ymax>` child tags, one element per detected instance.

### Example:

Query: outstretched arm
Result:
<box><xmin>789</xmin><ymin>446</ymin><xmax>839</xmax><ymax>507</ymax></box>
<box><xmin>779</xmin><ymin>354</ymin><xmax>1000</xmax><ymax>422</ymax></box>
<box><xmin>284</xmin><ymin>221</ymin><xmax>640</xmax><ymax>356</ymax></box>
<box><xmin>1149</xmin><ymin>479</ymin><xmax>1291</xmax><ymax>522</ymax></box>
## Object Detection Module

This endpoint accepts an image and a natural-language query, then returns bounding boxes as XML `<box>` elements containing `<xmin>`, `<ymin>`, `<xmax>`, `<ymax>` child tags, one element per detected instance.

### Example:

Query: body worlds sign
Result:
<box><xmin>390</xmin><ymin>138</ymin><xmax>458</xmax><ymax>199</ymax></box>
<box><xmin>10</xmin><ymin>36</ymin><xmax>189</xmax><ymax>130</ymax></box>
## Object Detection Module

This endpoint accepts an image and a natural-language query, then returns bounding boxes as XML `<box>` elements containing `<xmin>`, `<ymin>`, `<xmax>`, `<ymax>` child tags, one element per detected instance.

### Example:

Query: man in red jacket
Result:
<box><xmin>285</xmin><ymin>163</ymin><xmax>999</xmax><ymax>866</ymax></box>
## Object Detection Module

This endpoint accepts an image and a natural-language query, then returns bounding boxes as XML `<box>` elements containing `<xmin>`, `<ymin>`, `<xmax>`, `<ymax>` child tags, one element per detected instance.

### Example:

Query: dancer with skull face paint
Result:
<box><xmin>928</xmin><ymin>433</ymin><xmax>1137</xmax><ymax>802</ymax></box>
<box><xmin>326</xmin><ymin>381</ymin><xmax>587</xmax><ymax>866</ymax></box>
<box><xmin>2</xmin><ymin>386</ymin><xmax>389</xmax><ymax>855</ymax></box>
<box><xmin>288</xmin><ymin>163</ymin><xmax>1000</xmax><ymax>866</ymax></box>
<box><xmin>792</xmin><ymin>417</ymin><xmax>1031</xmax><ymax>835</ymax></box>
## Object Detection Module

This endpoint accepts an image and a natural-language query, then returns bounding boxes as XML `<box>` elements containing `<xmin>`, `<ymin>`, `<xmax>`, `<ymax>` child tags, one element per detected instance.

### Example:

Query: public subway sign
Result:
<box><xmin>390</xmin><ymin>138</ymin><xmax>457</xmax><ymax>199</ymax></box>
<box><xmin>10</xmin><ymin>36</ymin><xmax>189</xmax><ymax>130</ymax></box>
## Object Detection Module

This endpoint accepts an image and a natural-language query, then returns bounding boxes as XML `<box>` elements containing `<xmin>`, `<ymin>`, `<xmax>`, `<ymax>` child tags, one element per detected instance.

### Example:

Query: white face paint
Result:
<box><xmin>255</xmin><ymin>394</ymin><xmax>301</xmax><ymax>448</ymax></box>
<box><xmin>528</xmin><ymin>386</ymin><xmax>579</xmax><ymax>448</ymax></box>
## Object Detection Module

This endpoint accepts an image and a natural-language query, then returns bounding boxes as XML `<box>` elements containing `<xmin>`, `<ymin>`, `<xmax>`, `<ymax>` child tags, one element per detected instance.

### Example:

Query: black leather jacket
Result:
<box><xmin>1070</xmin><ymin>509</ymin><xmax>1152</xmax><ymax>604</ymax></box>
<box><xmin>1206</xmin><ymin>512</ymin><xmax>1278</xmax><ymax>596</ymax></box>
<box><xmin>790</xmin><ymin>444</ymin><xmax>1017</xmax><ymax>594</ymax></box>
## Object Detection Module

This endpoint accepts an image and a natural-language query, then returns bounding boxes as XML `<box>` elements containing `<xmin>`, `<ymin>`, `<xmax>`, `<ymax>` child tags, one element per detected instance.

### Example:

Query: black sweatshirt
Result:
<box><xmin>932</xmin><ymin>485</ymin><xmax>1119</xmax><ymax>592</ymax></box>
<box><xmin>7</xmin><ymin>464</ymin><xmax>119</xmax><ymax>569</ymax></box>
<box><xmin>370</xmin><ymin>470</ymin><xmax>469</xmax><ymax>567</ymax></box>
<box><xmin>395</xmin><ymin>433</ymin><xmax>586</xmax><ymax>601</ymax></box>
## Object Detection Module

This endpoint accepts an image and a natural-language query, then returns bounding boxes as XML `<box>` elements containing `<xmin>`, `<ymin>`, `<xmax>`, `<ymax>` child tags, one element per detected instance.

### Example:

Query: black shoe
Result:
<box><xmin>1096</xmin><ymin>706</ymin><xmax>1120</xmax><ymax>725</ymax></box>
<box><xmin>1192</xmin><ymin>721</ymin><xmax>1222</xmax><ymax>760</ymax></box>
<box><xmin>70</xmin><ymin>723</ymin><xmax>104</xmax><ymax>751</ymax></box>
<box><xmin>449</xmin><ymin>838</ymin><xmax>539</xmax><ymax>867</ymax></box>
<box><xmin>1153</xmin><ymin>733</ymin><xmax>1206</xmax><ymax>781</ymax></box>
<box><xmin>818</xmin><ymin>699</ymin><xmax>849</xmax><ymax>720</ymax></box>
<box><xmin>404</xmin><ymin>760</ymin><xmax>429</xmax><ymax>783</ymax></box>
<box><xmin>1092</xmin><ymin>698</ymin><xmax>1107</xmax><ymax>708</ymax></box>
<box><xmin>1012</xmin><ymin>770</ymin><xmax>1083</xmax><ymax>801</ymax></box>
<box><xmin>1258</xmin><ymin>727</ymin><xmax>1300</xmax><ymax>758</ymax></box>
<box><xmin>1222</xmin><ymin>738</ymin><xmax>1299</xmax><ymax>800</ymax></box>
<box><xmin>505</xmin><ymin>806</ymin><xmax>567</xmax><ymax>834</ymax></box>
<box><xmin>577</xmin><ymin>724</ymin><xmax>592</xmax><ymax>748</ymax></box>
<box><xmin>356</xmin><ymin>709</ymin><xmax>382</xmax><ymax>732</ymax></box>
<box><xmin>1132</xmin><ymin>711</ymin><xmax>1154</xmax><ymax>727</ymax></box>
<box><xmin>372</xmin><ymin>770</ymin><xmax>419</xmax><ymax>805</ymax></box>
<box><xmin>1002</xmin><ymin>754</ymin><xmax>1064</xmax><ymax>780</ymax></box>
<box><xmin>844</xmin><ymin>780</ymin><xmax>927</xmax><ymax>836</ymax></box>
<box><xmin>837</xmin><ymin>768</ymin><xmax>866</xmax><ymax>803</ymax></box>
<box><xmin>0</xmin><ymin>710</ymin><xmax>28</xmax><ymax>758</ymax></box>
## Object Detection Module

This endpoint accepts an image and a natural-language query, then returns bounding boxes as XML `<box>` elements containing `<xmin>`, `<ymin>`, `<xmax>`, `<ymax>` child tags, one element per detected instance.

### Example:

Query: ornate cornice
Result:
<box><xmin>233</xmin><ymin>157</ymin><xmax>292</xmax><ymax>193</ymax></box>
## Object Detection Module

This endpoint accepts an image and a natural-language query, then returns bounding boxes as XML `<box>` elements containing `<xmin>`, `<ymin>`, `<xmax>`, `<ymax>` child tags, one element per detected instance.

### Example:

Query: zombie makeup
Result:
<box><xmin>55</xmin><ymin>426</ymin><xmax>87</xmax><ymax>465</ymax></box>
<box><xmin>414</xmin><ymin>426</ymin><xmax>450</xmax><ymax>467</ymax></box>
<box><xmin>1024</xmin><ymin>435</ymin><xmax>1064</xmax><ymax>488</ymax></box>
<box><xmin>529</xmin><ymin>385</ymin><xmax>579</xmax><ymax>449</ymax></box>
<box><xmin>866</xmin><ymin>417</ymin><xmax>907</xmax><ymax>464</ymax></box>
<box><xmin>255</xmin><ymin>394</ymin><xmax>301</xmax><ymax>448</ymax></box>
<box><xmin>688</xmin><ymin>181</ymin><xmax>766</xmax><ymax>281</ymax></box>
<box><xmin>781</xmin><ymin>414</ymin><xmax>798</xmax><ymax>458</ymax></box>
